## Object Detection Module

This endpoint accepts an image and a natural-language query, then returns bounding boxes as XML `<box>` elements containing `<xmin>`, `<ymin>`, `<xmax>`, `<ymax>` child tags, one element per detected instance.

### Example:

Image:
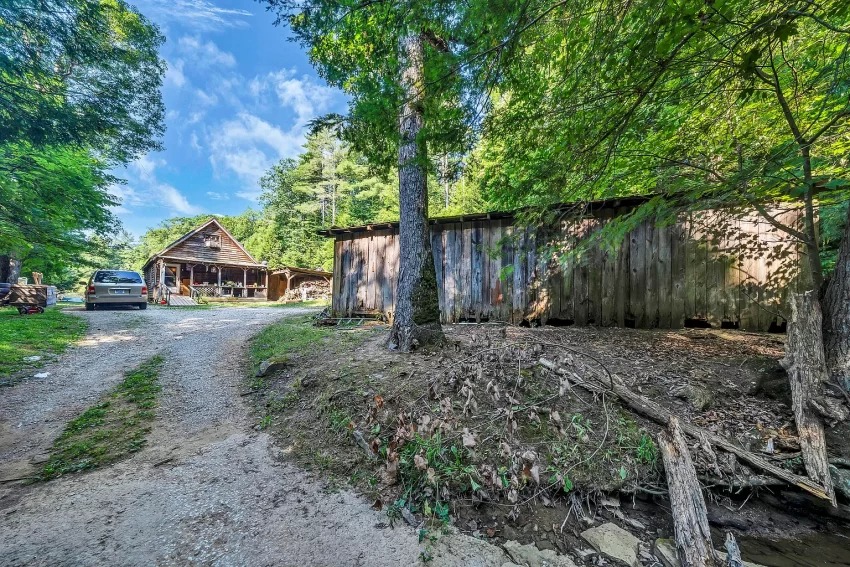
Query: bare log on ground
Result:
<box><xmin>658</xmin><ymin>417</ymin><xmax>720</xmax><ymax>567</ymax></box>
<box><xmin>538</xmin><ymin>357</ymin><xmax>832</xmax><ymax>501</ymax></box>
<box><xmin>780</xmin><ymin>292</ymin><xmax>837</xmax><ymax>506</ymax></box>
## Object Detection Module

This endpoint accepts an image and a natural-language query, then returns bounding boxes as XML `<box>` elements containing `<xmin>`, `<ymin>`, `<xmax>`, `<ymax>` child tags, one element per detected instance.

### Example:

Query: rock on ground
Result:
<box><xmin>580</xmin><ymin>522</ymin><xmax>641</xmax><ymax>567</ymax></box>
<box><xmin>502</xmin><ymin>539</ymin><xmax>578</xmax><ymax>567</ymax></box>
<box><xmin>653</xmin><ymin>538</ymin><xmax>766</xmax><ymax>567</ymax></box>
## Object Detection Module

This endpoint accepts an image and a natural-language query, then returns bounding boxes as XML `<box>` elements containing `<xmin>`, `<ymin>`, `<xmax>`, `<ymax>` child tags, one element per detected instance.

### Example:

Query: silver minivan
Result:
<box><xmin>85</xmin><ymin>270</ymin><xmax>148</xmax><ymax>310</ymax></box>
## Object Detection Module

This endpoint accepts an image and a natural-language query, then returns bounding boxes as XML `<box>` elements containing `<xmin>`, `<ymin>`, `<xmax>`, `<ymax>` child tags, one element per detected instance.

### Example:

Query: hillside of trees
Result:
<box><xmin>124</xmin><ymin>127</ymin><xmax>487</xmax><ymax>274</ymax></box>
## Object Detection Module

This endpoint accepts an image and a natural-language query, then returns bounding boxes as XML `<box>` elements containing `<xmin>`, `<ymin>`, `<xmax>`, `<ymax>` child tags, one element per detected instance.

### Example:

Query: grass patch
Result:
<box><xmin>0</xmin><ymin>307</ymin><xmax>87</xmax><ymax>381</ymax></box>
<box><xmin>248</xmin><ymin>314</ymin><xmax>334</xmax><ymax>372</ymax></box>
<box><xmin>41</xmin><ymin>355</ymin><xmax>164</xmax><ymax>480</ymax></box>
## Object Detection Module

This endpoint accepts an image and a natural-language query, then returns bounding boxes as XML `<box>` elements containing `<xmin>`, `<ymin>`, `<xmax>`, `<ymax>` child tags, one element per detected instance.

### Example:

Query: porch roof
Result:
<box><xmin>154</xmin><ymin>255</ymin><xmax>267</xmax><ymax>269</ymax></box>
<box><xmin>270</xmin><ymin>266</ymin><xmax>331</xmax><ymax>278</ymax></box>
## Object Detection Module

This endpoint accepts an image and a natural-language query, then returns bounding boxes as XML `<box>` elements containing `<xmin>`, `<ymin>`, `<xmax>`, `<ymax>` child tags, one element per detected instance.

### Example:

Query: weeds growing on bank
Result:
<box><xmin>41</xmin><ymin>356</ymin><xmax>164</xmax><ymax>479</ymax></box>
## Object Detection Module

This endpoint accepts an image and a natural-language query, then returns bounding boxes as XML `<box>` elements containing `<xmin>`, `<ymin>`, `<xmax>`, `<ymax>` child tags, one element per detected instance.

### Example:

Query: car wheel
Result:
<box><xmin>85</xmin><ymin>303</ymin><xmax>94</xmax><ymax>311</ymax></box>
<box><xmin>138</xmin><ymin>302</ymin><xmax>147</xmax><ymax>310</ymax></box>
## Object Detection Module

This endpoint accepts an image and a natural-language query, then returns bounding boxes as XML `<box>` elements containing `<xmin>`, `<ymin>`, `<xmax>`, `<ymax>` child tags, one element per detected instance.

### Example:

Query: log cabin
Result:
<box><xmin>142</xmin><ymin>218</ymin><xmax>269</xmax><ymax>305</ymax></box>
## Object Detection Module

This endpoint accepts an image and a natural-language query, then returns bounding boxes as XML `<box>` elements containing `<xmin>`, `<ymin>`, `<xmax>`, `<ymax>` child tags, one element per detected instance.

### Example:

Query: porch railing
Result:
<box><xmin>189</xmin><ymin>285</ymin><xmax>267</xmax><ymax>300</ymax></box>
<box><xmin>153</xmin><ymin>284</ymin><xmax>171</xmax><ymax>305</ymax></box>
<box><xmin>190</xmin><ymin>285</ymin><xmax>219</xmax><ymax>300</ymax></box>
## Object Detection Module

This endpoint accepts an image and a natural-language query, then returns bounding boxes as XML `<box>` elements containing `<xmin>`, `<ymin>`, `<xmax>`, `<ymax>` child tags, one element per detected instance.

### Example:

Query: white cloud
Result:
<box><xmin>112</xmin><ymin>156</ymin><xmax>203</xmax><ymax>217</ymax></box>
<box><xmin>178</xmin><ymin>36</ymin><xmax>237</xmax><ymax>68</ymax></box>
<box><xmin>249</xmin><ymin>69</ymin><xmax>335</xmax><ymax>125</ymax></box>
<box><xmin>165</xmin><ymin>59</ymin><xmax>187</xmax><ymax>88</ymax></box>
<box><xmin>208</xmin><ymin>112</ymin><xmax>306</xmax><ymax>199</ymax></box>
<box><xmin>206</xmin><ymin>191</ymin><xmax>229</xmax><ymax>200</ymax></box>
<box><xmin>131</xmin><ymin>155</ymin><xmax>165</xmax><ymax>184</ymax></box>
<box><xmin>194</xmin><ymin>88</ymin><xmax>219</xmax><ymax>108</ymax></box>
<box><xmin>109</xmin><ymin>184</ymin><xmax>144</xmax><ymax>214</ymax></box>
<box><xmin>136</xmin><ymin>0</ymin><xmax>252</xmax><ymax>31</ymax></box>
<box><xmin>190</xmin><ymin>131</ymin><xmax>203</xmax><ymax>152</ymax></box>
<box><xmin>157</xmin><ymin>183</ymin><xmax>204</xmax><ymax>215</ymax></box>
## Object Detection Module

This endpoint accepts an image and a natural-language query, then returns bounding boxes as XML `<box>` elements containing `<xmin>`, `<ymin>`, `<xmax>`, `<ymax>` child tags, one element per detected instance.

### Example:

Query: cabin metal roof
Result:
<box><xmin>270</xmin><ymin>266</ymin><xmax>332</xmax><ymax>278</ymax></box>
<box><xmin>316</xmin><ymin>195</ymin><xmax>655</xmax><ymax>236</ymax></box>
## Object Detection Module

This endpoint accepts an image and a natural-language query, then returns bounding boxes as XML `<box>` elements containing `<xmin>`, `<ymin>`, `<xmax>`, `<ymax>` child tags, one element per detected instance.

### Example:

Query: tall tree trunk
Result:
<box><xmin>0</xmin><ymin>255</ymin><xmax>21</xmax><ymax>283</ymax></box>
<box><xmin>387</xmin><ymin>33</ymin><xmax>443</xmax><ymax>352</ymax></box>
<box><xmin>823</xmin><ymin>204</ymin><xmax>850</xmax><ymax>388</ymax></box>
<box><xmin>781</xmin><ymin>292</ymin><xmax>837</xmax><ymax>506</ymax></box>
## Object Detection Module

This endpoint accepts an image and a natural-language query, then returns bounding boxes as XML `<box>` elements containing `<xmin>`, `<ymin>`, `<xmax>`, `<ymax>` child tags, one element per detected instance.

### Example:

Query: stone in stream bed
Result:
<box><xmin>580</xmin><ymin>523</ymin><xmax>641</xmax><ymax>567</ymax></box>
<box><xmin>653</xmin><ymin>538</ymin><xmax>766</xmax><ymax>567</ymax></box>
<box><xmin>501</xmin><ymin>540</ymin><xmax>578</xmax><ymax>567</ymax></box>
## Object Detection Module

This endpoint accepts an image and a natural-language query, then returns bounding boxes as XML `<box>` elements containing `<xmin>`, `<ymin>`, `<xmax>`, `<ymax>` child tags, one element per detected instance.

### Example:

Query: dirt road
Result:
<box><xmin>0</xmin><ymin>306</ymin><xmax>525</xmax><ymax>567</ymax></box>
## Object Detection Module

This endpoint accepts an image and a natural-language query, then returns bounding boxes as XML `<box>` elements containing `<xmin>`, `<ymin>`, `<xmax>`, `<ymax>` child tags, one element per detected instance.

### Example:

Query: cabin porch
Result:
<box><xmin>148</xmin><ymin>260</ymin><xmax>269</xmax><ymax>302</ymax></box>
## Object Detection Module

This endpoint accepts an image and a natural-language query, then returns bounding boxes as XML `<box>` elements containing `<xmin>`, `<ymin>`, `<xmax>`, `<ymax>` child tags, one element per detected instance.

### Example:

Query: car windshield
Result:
<box><xmin>94</xmin><ymin>271</ymin><xmax>142</xmax><ymax>284</ymax></box>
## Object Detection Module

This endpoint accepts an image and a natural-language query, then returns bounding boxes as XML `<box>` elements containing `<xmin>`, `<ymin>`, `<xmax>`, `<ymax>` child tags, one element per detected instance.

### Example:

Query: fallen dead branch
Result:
<box><xmin>658</xmin><ymin>416</ymin><xmax>719</xmax><ymax>567</ymax></box>
<box><xmin>538</xmin><ymin>357</ymin><xmax>833</xmax><ymax>502</ymax></box>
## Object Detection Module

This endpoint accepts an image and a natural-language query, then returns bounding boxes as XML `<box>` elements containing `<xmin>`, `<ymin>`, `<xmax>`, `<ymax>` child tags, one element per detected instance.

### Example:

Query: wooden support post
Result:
<box><xmin>217</xmin><ymin>266</ymin><xmax>222</xmax><ymax>289</ymax></box>
<box><xmin>781</xmin><ymin>291</ymin><xmax>837</xmax><ymax>506</ymax></box>
<box><xmin>189</xmin><ymin>265</ymin><xmax>194</xmax><ymax>286</ymax></box>
<box><xmin>658</xmin><ymin>416</ymin><xmax>719</xmax><ymax>567</ymax></box>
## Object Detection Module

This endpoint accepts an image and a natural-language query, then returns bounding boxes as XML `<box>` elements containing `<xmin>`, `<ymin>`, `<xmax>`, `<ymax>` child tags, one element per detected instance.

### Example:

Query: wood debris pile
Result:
<box><xmin>281</xmin><ymin>280</ymin><xmax>331</xmax><ymax>302</ymax></box>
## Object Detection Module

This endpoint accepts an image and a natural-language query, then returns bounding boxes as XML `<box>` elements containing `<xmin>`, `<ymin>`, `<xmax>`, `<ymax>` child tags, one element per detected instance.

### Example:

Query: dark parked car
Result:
<box><xmin>85</xmin><ymin>270</ymin><xmax>147</xmax><ymax>310</ymax></box>
<box><xmin>0</xmin><ymin>282</ymin><xmax>10</xmax><ymax>305</ymax></box>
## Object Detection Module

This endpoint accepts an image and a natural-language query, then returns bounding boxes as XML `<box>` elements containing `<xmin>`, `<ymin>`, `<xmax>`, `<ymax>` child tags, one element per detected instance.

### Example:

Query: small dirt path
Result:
<box><xmin>0</xmin><ymin>306</ymin><xmax>514</xmax><ymax>567</ymax></box>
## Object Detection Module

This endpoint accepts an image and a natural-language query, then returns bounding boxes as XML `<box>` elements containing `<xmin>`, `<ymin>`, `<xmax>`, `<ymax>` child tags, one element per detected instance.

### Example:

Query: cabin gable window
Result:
<box><xmin>203</xmin><ymin>233</ymin><xmax>221</xmax><ymax>250</ymax></box>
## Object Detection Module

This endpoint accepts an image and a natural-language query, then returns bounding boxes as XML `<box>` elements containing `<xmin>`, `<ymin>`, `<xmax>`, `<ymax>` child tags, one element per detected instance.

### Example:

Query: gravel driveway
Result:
<box><xmin>0</xmin><ymin>306</ymin><xmax>518</xmax><ymax>567</ymax></box>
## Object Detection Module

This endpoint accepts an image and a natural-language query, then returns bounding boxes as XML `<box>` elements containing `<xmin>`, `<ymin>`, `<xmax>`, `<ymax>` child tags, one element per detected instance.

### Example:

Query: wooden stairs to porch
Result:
<box><xmin>168</xmin><ymin>295</ymin><xmax>198</xmax><ymax>307</ymax></box>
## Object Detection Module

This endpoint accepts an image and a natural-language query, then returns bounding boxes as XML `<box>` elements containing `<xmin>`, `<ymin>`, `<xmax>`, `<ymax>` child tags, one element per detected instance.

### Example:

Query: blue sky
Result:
<box><xmin>111</xmin><ymin>0</ymin><xmax>347</xmax><ymax>236</ymax></box>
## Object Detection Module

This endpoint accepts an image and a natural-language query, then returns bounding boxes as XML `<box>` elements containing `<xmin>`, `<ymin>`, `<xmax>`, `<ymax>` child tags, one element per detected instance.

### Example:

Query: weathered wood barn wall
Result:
<box><xmin>321</xmin><ymin>199</ymin><xmax>803</xmax><ymax>331</ymax></box>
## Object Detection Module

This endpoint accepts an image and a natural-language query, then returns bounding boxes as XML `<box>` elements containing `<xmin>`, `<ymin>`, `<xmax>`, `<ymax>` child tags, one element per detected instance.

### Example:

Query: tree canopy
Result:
<box><xmin>1</xmin><ymin>0</ymin><xmax>165</xmax><ymax>163</ymax></box>
<box><xmin>470</xmin><ymin>0</ymin><xmax>850</xmax><ymax>285</ymax></box>
<box><xmin>1</xmin><ymin>0</ymin><xmax>165</xmax><ymax>285</ymax></box>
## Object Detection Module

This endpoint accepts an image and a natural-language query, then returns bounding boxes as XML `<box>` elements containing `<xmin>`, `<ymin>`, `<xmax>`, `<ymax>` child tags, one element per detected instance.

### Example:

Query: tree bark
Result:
<box><xmin>0</xmin><ymin>255</ymin><xmax>21</xmax><ymax>284</ymax></box>
<box><xmin>823</xmin><ymin>204</ymin><xmax>850</xmax><ymax>389</ymax></box>
<box><xmin>658</xmin><ymin>416</ymin><xmax>720</xmax><ymax>567</ymax></box>
<box><xmin>387</xmin><ymin>33</ymin><xmax>443</xmax><ymax>352</ymax></box>
<box><xmin>781</xmin><ymin>292</ymin><xmax>837</xmax><ymax>506</ymax></box>
<box><xmin>724</xmin><ymin>533</ymin><xmax>744</xmax><ymax>567</ymax></box>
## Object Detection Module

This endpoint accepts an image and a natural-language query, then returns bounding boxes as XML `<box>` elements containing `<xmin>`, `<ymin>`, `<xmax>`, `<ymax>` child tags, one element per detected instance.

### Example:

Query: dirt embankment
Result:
<box><xmin>250</xmin><ymin>322</ymin><xmax>850</xmax><ymax>566</ymax></box>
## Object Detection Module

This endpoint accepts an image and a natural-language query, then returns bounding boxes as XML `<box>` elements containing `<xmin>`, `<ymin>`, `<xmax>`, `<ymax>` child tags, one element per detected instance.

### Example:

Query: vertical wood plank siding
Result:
<box><xmin>329</xmin><ymin>208</ymin><xmax>802</xmax><ymax>331</ymax></box>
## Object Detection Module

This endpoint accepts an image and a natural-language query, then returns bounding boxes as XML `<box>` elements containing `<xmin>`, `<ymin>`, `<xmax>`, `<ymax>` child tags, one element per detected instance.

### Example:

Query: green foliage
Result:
<box><xmin>0</xmin><ymin>307</ymin><xmax>87</xmax><ymax>382</ymax></box>
<box><xmin>248</xmin><ymin>314</ymin><xmax>333</xmax><ymax>373</ymax></box>
<box><xmin>465</xmin><ymin>0</ymin><xmax>850</xmax><ymax>285</ymax></box>
<box><xmin>0</xmin><ymin>142</ymin><xmax>123</xmax><ymax>286</ymax></box>
<box><xmin>1</xmin><ymin>0</ymin><xmax>164</xmax><ymax>288</ymax></box>
<box><xmin>256</xmin><ymin>129</ymin><xmax>400</xmax><ymax>270</ymax></box>
<box><xmin>1</xmin><ymin>0</ymin><xmax>166</xmax><ymax>162</ymax></box>
<box><xmin>41</xmin><ymin>355</ymin><xmax>163</xmax><ymax>479</ymax></box>
<box><xmin>821</xmin><ymin>202</ymin><xmax>849</xmax><ymax>275</ymax></box>
<box><xmin>397</xmin><ymin>432</ymin><xmax>481</xmax><ymax>497</ymax></box>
